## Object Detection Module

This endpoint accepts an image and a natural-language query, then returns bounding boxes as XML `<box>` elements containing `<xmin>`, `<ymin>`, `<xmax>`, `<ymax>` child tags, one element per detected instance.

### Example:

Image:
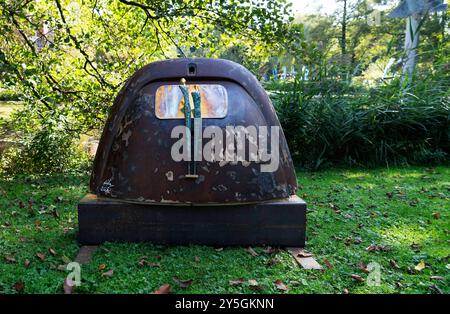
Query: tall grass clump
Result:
<box><xmin>272</xmin><ymin>69</ymin><xmax>449</xmax><ymax>169</ymax></box>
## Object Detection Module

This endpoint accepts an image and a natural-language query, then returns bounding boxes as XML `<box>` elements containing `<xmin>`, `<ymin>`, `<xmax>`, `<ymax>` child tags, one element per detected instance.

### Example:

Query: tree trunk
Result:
<box><xmin>403</xmin><ymin>14</ymin><xmax>421</xmax><ymax>77</ymax></box>
<box><xmin>341</xmin><ymin>0</ymin><xmax>347</xmax><ymax>55</ymax></box>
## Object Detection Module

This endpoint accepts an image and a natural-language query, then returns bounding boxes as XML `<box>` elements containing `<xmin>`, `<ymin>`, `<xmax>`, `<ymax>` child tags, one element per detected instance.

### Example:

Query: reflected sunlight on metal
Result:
<box><xmin>155</xmin><ymin>84</ymin><xmax>228</xmax><ymax>119</ymax></box>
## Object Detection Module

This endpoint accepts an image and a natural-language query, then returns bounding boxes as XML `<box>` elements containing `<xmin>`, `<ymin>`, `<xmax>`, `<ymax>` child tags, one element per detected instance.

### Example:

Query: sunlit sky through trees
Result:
<box><xmin>288</xmin><ymin>0</ymin><xmax>403</xmax><ymax>16</ymax></box>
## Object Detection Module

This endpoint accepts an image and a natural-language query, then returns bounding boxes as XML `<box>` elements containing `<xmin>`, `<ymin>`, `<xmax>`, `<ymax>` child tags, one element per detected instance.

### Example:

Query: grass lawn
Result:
<box><xmin>0</xmin><ymin>166</ymin><xmax>448</xmax><ymax>294</ymax></box>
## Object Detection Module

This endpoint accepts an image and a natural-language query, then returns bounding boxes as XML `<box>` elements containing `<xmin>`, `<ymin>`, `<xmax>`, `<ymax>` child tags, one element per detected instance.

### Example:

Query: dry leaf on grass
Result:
<box><xmin>366</xmin><ymin>244</ymin><xmax>390</xmax><ymax>252</ymax></box>
<box><xmin>274</xmin><ymin>280</ymin><xmax>288</xmax><ymax>292</ymax></box>
<box><xmin>414</xmin><ymin>261</ymin><xmax>426</xmax><ymax>271</ymax></box>
<box><xmin>13</xmin><ymin>282</ymin><xmax>24</xmax><ymax>293</ymax></box>
<box><xmin>153</xmin><ymin>284</ymin><xmax>171</xmax><ymax>294</ymax></box>
<box><xmin>102</xmin><ymin>269</ymin><xmax>114</xmax><ymax>277</ymax></box>
<box><xmin>173</xmin><ymin>276</ymin><xmax>193</xmax><ymax>288</ymax></box>
<box><xmin>5</xmin><ymin>255</ymin><xmax>16</xmax><ymax>263</ymax></box>
<box><xmin>432</xmin><ymin>212</ymin><xmax>440</xmax><ymax>219</ymax></box>
<box><xmin>63</xmin><ymin>278</ymin><xmax>75</xmax><ymax>294</ymax></box>
<box><xmin>246</xmin><ymin>247</ymin><xmax>258</xmax><ymax>257</ymax></box>
<box><xmin>229</xmin><ymin>278</ymin><xmax>245</xmax><ymax>286</ymax></box>
<box><xmin>323</xmin><ymin>259</ymin><xmax>333</xmax><ymax>269</ymax></box>
<box><xmin>351</xmin><ymin>274</ymin><xmax>364</xmax><ymax>282</ymax></box>
<box><xmin>359</xmin><ymin>263</ymin><xmax>369</xmax><ymax>273</ymax></box>
<box><xmin>389</xmin><ymin>260</ymin><xmax>400</xmax><ymax>269</ymax></box>
<box><xmin>36</xmin><ymin>253</ymin><xmax>46</xmax><ymax>261</ymax></box>
<box><xmin>48</xmin><ymin>248</ymin><xmax>57</xmax><ymax>256</ymax></box>
<box><xmin>98</xmin><ymin>263</ymin><xmax>106</xmax><ymax>271</ymax></box>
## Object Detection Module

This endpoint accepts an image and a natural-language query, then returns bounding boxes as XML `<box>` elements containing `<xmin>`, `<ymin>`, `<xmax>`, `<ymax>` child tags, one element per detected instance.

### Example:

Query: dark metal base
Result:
<box><xmin>77</xmin><ymin>194</ymin><xmax>306</xmax><ymax>246</ymax></box>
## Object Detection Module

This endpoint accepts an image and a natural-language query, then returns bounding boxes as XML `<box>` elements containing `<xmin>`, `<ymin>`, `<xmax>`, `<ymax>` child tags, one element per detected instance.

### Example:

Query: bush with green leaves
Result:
<box><xmin>0</xmin><ymin>125</ymin><xmax>90</xmax><ymax>174</ymax></box>
<box><xmin>0</xmin><ymin>88</ymin><xmax>20</xmax><ymax>101</ymax></box>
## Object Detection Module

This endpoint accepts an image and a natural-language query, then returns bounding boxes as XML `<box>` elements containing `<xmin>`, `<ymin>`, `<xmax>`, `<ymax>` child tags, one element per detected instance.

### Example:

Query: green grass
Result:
<box><xmin>0</xmin><ymin>167</ymin><xmax>449</xmax><ymax>294</ymax></box>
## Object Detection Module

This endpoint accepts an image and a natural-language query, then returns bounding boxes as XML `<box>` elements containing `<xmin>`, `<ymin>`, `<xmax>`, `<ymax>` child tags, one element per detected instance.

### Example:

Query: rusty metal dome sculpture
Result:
<box><xmin>90</xmin><ymin>58</ymin><xmax>297</xmax><ymax>204</ymax></box>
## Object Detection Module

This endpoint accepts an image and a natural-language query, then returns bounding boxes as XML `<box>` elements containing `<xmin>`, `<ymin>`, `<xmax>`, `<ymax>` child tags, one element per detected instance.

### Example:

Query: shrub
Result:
<box><xmin>0</xmin><ymin>127</ymin><xmax>90</xmax><ymax>174</ymax></box>
<box><xmin>273</xmin><ymin>71</ymin><xmax>450</xmax><ymax>169</ymax></box>
<box><xmin>0</xmin><ymin>89</ymin><xmax>20</xmax><ymax>101</ymax></box>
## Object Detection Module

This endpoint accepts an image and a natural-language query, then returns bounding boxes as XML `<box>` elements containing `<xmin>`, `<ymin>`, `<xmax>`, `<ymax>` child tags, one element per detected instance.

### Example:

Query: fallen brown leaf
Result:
<box><xmin>13</xmin><ymin>282</ymin><xmax>24</xmax><ymax>293</ymax></box>
<box><xmin>344</xmin><ymin>237</ymin><xmax>353</xmax><ymax>246</ymax></box>
<box><xmin>48</xmin><ymin>248</ymin><xmax>57</xmax><ymax>256</ymax></box>
<box><xmin>98</xmin><ymin>263</ymin><xmax>106</xmax><ymax>271</ymax></box>
<box><xmin>366</xmin><ymin>244</ymin><xmax>390</xmax><ymax>252</ymax></box>
<box><xmin>194</xmin><ymin>256</ymin><xmax>200</xmax><ymax>262</ymax></box>
<box><xmin>429</xmin><ymin>284</ymin><xmax>442</xmax><ymax>294</ymax></box>
<box><xmin>432</xmin><ymin>212</ymin><xmax>440</xmax><ymax>219</ymax></box>
<box><xmin>24</xmin><ymin>259</ymin><xmax>31</xmax><ymax>268</ymax></box>
<box><xmin>36</xmin><ymin>253</ymin><xmax>46</xmax><ymax>261</ymax></box>
<box><xmin>414</xmin><ymin>261</ymin><xmax>426</xmax><ymax>272</ymax></box>
<box><xmin>351</xmin><ymin>274</ymin><xmax>364</xmax><ymax>282</ymax></box>
<box><xmin>138</xmin><ymin>258</ymin><xmax>160</xmax><ymax>268</ymax></box>
<box><xmin>102</xmin><ymin>269</ymin><xmax>114</xmax><ymax>277</ymax></box>
<box><xmin>389</xmin><ymin>260</ymin><xmax>400</xmax><ymax>269</ymax></box>
<box><xmin>138</xmin><ymin>259</ymin><xmax>147</xmax><ymax>267</ymax></box>
<box><xmin>274</xmin><ymin>280</ymin><xmax>288</xmax><ymax>292</ymax></box>
<box><xmin>147</xmin><ymin>262</ymin><xmax>161</xmax><ymax>267</ymax></box>
<box><xmin>153</xmin><ymin>284</ymin><xmax>171</xmax><ymax>294</ymax></box>
<box><xmin>430</xmin><ymin>276</ymin><xmax>444</xmax><ymax>281</ymax></box>
<box><xmin>246</xmin><ymin>247</ymin><xmax>258</xmax><ymax>257</ymax></box>
<box><xmin>323</xmin><ymin>259</ymin><xmax>333</xmax><ymax>269</ymax></box>
<box><xmin>173</xmin><ymin>276</ymin><xmax>193</xmax><ymax>288</ymax></box>
<box><xmin>5</xmin><ymin>255</ymin><xmax>16</xmax><ymax>263</ymax></box>
<box><xmin>359</xmin><ymin>263</ymin><xmax>369</xmax><ymax>273</ymax></box>
<box><xmin>63</xmin><ymin>278</ymin><xmax>75</xmax><ymax>294</ymax></box>
<box><xmin>229</xmin><ymin>278</ymin><xmax>245</xmax><ymax>286</ymax></box>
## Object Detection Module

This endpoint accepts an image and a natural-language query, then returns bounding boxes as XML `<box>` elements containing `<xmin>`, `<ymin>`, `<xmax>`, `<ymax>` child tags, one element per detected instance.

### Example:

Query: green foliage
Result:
<box><xmin>273</xmin><ymin>68</ymin><xmax>450</xmax><ymax>169</ymax></box>
<box><xmin>0</xmin><ymin>89</ymin><xmax>19</xmax><ymax>101</ymax></box>
<box><xmin>0</xmin><ymin>126</ymin><xmax>90</xmax><ymax>174</ymax></box>
<box><xmin>0</xmin><ymin>0</ymin><xmax>295</xmax><ymax>173</ymax></box>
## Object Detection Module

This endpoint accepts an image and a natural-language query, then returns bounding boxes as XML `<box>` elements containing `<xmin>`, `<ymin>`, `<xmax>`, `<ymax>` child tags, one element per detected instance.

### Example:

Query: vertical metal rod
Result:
<box><xmin>179</xmin><ymin>78</ymin><xmax>191</xmax><ymax>176</ymax></box>
<box><xmin>192</xmin><ymin>90</ymin><xmax>202</xmax><ymax>176</ymax></box>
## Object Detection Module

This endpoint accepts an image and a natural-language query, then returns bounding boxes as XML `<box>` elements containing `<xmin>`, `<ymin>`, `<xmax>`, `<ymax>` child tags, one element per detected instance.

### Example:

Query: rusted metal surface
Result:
<box><xmin>90</xmin><ymin>58</ymin><xmax>297</xmax><ymax>204</ymax></box>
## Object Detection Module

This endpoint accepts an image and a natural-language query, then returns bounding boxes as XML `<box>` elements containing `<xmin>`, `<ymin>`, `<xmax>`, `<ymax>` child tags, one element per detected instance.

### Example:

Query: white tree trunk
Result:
<box><xmin>403</xmin><ymin>14</ymin><xmax>421</xmax><ymax>77</ymax></box>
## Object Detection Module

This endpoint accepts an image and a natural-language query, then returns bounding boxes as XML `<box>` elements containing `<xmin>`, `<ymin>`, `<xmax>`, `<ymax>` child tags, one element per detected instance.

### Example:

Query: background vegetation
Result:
<box><xmin>0</xmin><ymin>0</ymin><xmax>449</xmax><ymax>173</ymax></box>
